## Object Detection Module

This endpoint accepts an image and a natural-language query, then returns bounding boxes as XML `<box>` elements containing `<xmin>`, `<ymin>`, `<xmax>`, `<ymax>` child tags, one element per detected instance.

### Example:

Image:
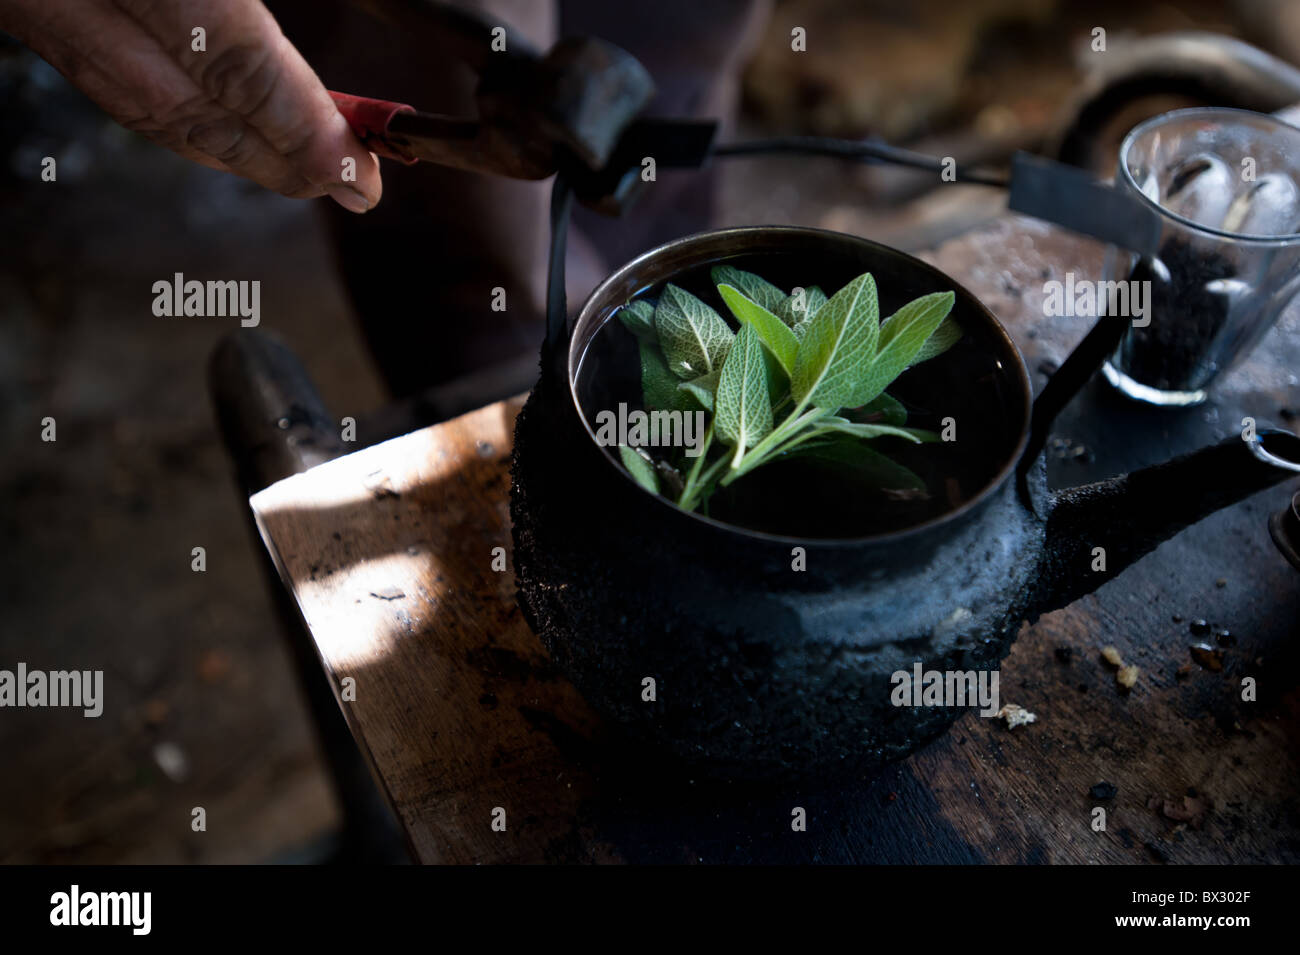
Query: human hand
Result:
<box><xmin>1</xmin><ymin>0</ymin><xmax>382</xmax><ymax>212</ymax></box>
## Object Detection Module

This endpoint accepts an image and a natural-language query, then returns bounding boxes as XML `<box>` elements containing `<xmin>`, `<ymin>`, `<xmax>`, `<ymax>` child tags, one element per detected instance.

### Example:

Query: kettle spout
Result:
<box><xmin>1035</xmin><ymin>430</ymin><xmax>1300</xmax><ymax>615</ymax></box>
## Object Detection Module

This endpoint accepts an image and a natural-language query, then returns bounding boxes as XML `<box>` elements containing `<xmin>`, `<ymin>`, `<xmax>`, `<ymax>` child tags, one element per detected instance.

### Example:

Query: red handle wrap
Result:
<box><xmin>329</xmin><ymin>91</ymin><xmax>419</xmax><ymax>165</ymax></box>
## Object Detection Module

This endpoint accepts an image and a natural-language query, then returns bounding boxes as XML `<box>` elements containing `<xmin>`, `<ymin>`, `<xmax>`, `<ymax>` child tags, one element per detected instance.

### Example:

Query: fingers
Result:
<box><xmin>5</xmin><ymin>0</ymin><xmax>381</xmax><ymax>210</ymax></box>
<box><xmin>117</xmin><ymin>0</ymin><xmax>382</xmax><ymax>209</ymax></box>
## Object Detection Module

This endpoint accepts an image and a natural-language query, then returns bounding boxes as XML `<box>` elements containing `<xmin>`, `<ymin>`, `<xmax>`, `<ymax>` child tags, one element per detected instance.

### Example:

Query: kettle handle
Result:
<box><xmin>1019</xmin><ymin>311</ymin><xmax>1130</xmax><ymax>472</ymax></box>
<box><xmin>542</xmin><ymin>176</ymin><xmax>575</xmax><ymax>387</ymax></box>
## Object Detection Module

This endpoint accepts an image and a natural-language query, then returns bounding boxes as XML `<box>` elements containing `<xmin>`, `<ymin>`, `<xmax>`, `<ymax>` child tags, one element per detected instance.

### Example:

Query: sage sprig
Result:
<box><xmin>615</xmin><ymin>265</ymin><xmax>961</xmax><ymax>515</ymax></box>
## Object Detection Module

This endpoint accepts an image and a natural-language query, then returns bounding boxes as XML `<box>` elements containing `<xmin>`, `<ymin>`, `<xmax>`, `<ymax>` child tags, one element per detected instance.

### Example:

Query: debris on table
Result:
<box><xmin>1149</xmin><ymin>793</ymin><xmax>1208</xmax><ymax>829</ymax></box>
<box><xmin>1117</xmin><ymin>664</ymin><xmax>1140</xmax><ymax>690</ymax></box>
<box><xmin>1090</xmin><ymin>781</ymin><xmax>1118</xmax><ymax>800</ymax></box>
<box><xmin>1102</xmin><ymin>647</ymin><xmax>1144</xmax><ymax>691</ymax></box>
<box><xmin>1099</xmin><ymin>646</ymin><xmax>1140</xmax><ymax>690</ymax></box>
<box><xmin>996</xmin><ymin>703</ymin><xmax>1037</xmax><ymax>729</ymax></box>
<box><xmin>1190</xmin><ymin>644</ymin><xmax>1225</xmax><ymax>672</ymax></box>
<box><xmin>363</xmin><ymin>469</ymin><xmax>400</xmax><ymax>500</ymax></box>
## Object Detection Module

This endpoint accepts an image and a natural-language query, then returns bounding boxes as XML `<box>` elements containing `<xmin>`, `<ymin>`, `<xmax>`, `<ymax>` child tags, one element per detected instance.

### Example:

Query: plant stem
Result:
<box><xmin>678</xmin><ymin>453</ymin><xmax>731</xmax><ymax>512</ymax></box>
<box><xmin>677</xmin><ymin>423</ymin><xmax>714</xmax><ymax>503</ymax></box>
<box><xmin>720</xmin><ymin>405</ymin><xmax>831</xmax><ymax>486</ymax></box>
<box><xmin>768</xmin><ymin>425</ymin><xmax>833</xmax><ymax>457</ymax></box>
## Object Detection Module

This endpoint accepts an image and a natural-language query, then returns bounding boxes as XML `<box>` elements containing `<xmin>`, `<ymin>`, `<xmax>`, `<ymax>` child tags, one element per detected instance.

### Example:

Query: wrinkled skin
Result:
<box><xmin>1</xmin><ymin>0</ymin><xmax>382</xmax><ymax>211</ymax></box>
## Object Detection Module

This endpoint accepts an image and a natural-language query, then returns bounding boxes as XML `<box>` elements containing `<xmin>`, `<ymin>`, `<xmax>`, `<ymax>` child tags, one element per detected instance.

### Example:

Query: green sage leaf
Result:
<box><xmin>718</xmin><ymin>284</ymin><xmax>800</xmax><ymax>376</ymax></box>
<box><xmin>619</xmin><ymin>445</ymin><xmax>660</xmax><ymax>494</ymax></box>
<box><xmin>639</xmin><ymin>341</ymin><xmax>681</xmax><ymax>412</ymax></box>
<box><xmin>790</xmin><ymin>272</ymin><xmax>880</xmax><ymax>411</ymax></box>
<box><xmin>846</xmin><ymin>291</ymin><xmax>954</xmax><ymax>407</ymax></box>
<box><xmin>678</xmin><ymin>369</ymin><xmax>721</xmax><ymax>412</ymax></box>
<box><xmin>777</xmin><ymin>285</ymin><xmax>827</xmax><ymax>327</ymax></box>
<box><xmin>711</xmin><ymin>265</ymin><xmax>786</xmax><ymax>314</ymax></box>
<box><xmin>819</xmin><ymin>416</ymin><xmax>939</xmax><ymax>443</ymax></box>
<box><xmin>617</xmin><ymin>299</ymin><xmax>657</xmax><ymax>341</ymax></box>
<box><xmin>787</xmin><ymin>437</ymin><xmax>926</xmax><ymax>491</ymax></box>
<box><xmin>908</xmin><ymin>317</ymin><xmax>962</xmax><ymax>367</ymax></box>
<box><xmin>805</xmin><ymin>285</ymin><xmax>828</xmax><ymax>313</ymax></box>
<box><xmin>715</xmin><ymin>324</ymin><xmax>774</xmax><ymax>454</ymax></box>
<box><xmin>654</xmin><ymin>283</ymin><xmax>734</xmax><ymax>379</ymax></box>
<box><xmin>851</xmin><ymin>391</ymin><xmax>907</xmax><ymax>426</ymax></box>
<box><xmin>762</xmin><ymin>347</ymin><xmax>790</xmax><ymax>407</ymax></box>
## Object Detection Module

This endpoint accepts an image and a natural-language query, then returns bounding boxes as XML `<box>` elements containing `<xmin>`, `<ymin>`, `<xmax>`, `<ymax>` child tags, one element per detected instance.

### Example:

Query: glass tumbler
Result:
<box><xmin>1102</xmin><ymin>107</ymin><xmax>1300</xmax><ymax>406</ymax></box>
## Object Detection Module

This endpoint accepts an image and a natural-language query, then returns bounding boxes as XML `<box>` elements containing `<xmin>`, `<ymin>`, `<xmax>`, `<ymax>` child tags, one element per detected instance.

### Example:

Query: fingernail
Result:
<box><xmin>325</xmin><ymin>183</ymin><xmax>372</xmax><ymax>214</ymax></box>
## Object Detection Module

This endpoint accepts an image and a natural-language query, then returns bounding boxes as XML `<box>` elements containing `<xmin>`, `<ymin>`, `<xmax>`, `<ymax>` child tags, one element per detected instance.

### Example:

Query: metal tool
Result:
<box><xmin>330</xmin><ymin>86</ymin><xmax>717</xmax><ymax>215</ymax></box>
<box><xmin>328</xmin><ymin>0</ymin><xmax>719</xmax><ymax>215</ymax></box>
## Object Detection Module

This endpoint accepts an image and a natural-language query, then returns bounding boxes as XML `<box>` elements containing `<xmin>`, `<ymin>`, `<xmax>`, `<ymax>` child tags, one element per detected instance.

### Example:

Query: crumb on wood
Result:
<box><xmin>1158</xmin><ymin>795</ymin><xmax>1208</xmax><ymax>829</ymax></box>
<box><xmin>1117</xmin><ymin>664</ymin><xmax>1139</xmax><ymax>689</ymax></box>
<box><xmin>1100</xmin><ymin>646</ymin><xmax>1123</xmax><ymax>668</ymax></box>
<box><xmin>996</xmin><ymin>703</ymin><xmax>1037</xmax><ymax>729</ymax></box>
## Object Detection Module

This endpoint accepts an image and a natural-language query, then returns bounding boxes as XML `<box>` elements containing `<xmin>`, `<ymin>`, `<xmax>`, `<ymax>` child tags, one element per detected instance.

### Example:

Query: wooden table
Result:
<box><xmin>250</xmin><ymin>216</ymin><xmax>1300</xmax><ymax>864</ymax></box>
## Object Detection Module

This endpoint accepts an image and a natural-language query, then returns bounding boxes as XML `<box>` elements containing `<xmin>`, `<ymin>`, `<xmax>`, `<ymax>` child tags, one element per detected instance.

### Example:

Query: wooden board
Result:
<box><xmin>251</xmin><ymin>217</ymin><xmax>1300</xmax><ymax>864</ymax></box>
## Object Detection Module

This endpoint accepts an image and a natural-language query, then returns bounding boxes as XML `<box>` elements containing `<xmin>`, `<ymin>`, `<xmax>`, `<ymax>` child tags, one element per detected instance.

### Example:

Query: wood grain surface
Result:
<box><xmin>251</xmin><ymin>216</ymin><xmax>1300</xmax><ymax>864</ymax></box>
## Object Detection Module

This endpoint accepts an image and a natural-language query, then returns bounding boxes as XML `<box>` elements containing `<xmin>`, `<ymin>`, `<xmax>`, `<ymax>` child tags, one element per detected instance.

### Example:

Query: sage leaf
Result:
<box><xmin>908</xmin><ymin>317</ymin><xmax>962</xmax><ymax>367</ymax></box>
<box><xmin>851</xmin><ymin>391</ymin><xmax>907</xmax><ymax>426</ymax></box>
<box><xmin>790</xmin><ymin>273</ymin><xmax>879</xmax><ymax>410</ymax></box>
<box><xmin>678</xmin><ymin>369</ymin><xmax>721</xmax><ymax>412</ymax></box>
<box><xmin>718</xmin><ymin>284</ymin><xmax>800</xmax><ymax>376</ymax></box>
<box><xmin>618</xmin><ymin>268</ymin><xmax>953</xmax><ymax>517</ymax></box>
<box><xmin>639</xmin><ymin>341</ymin><xmax>681</xmax><ymax>412</ymax></box>
<box><xmin>777</xmin><ymin>285</ymin><xmax>827</xmax><ymax>327</ymax></box>
<box><xmin>786</xmin><ymin>288</ymin><xmax>827</xmax><ymax>340</ymax></box>
<box><xmin>819</xmin><ymin>416</ymin><xmax>939</xmax><ymax>444</ymax></box>
<box><xmin>654</xmin><ymin>283</ymin><xmax>734</xmax><ymax>380</ymax></box>
<box><xmin>711</xmin><ymin>265</ymin><xmax>786</xmax><ymax>314</ymax></box>
<box><xmin>805</xmin><ymin>285</ymin><xmax>828</xmax><ymax>314</ymax></box>
<box><xmin>877</xmin><ymin>291</ymin><xmax>955</xmax><ymax>357</ymax></box>
<box><xmin>715</xmin><ymin>323</ymin><xmax>774</xmax><ymax>455</ymax></box>
<box><xmin>788</xmin><ymin>437</ymin><xmax>926</xmax><ymax>491</ymax></box>
<box><xmin>619</xmin><ymin>445</ymin><xmax>660</xmax><ymax>494</ymax></box>
<box><xmin>617</xmin><ymin>299</ymin><xmax>657</xmax><ymax>341</ymax></box>
<box><xmin>846</xmin><ymin>291</ymin><xmax>954</xmax><ymax>407</ymax></box>
<box><xmin>762</xmin><ymin>347</ymin><xmax>789</xmax><ymax>406</ymax></box>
